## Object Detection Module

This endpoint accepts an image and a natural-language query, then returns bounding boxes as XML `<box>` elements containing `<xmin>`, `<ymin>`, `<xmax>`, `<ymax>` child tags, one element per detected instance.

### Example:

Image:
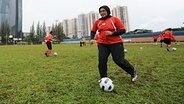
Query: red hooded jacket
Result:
<box><xmin>45</xmin><ymin>33</ymin><xmax>53</xmax><ymax>42</ymax></box>
<box><xmin>162</xmin><ymin>30</ymin><xmax>176</xmax><ymax>41</ymax></box>
<box><xmin>91</xmin><ymin>16</ymin><xmax>125</xmax><ymax>44</ymax></box>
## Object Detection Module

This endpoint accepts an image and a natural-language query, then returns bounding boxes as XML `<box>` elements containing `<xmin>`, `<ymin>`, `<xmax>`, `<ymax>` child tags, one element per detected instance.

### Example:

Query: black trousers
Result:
<box><xmin>46</xmin><ymin>42</ymin><xmax>52</xmax><ymax>50</ymax></box>
<box><xmin>97</xmin><ymin>42</ymin><xmax>135</xmax><ymax>78</ymax></box>
<box><xmin>163</xmin><ymin>38</ymin><xmax>171</xmax><ymax>45</ymax></box>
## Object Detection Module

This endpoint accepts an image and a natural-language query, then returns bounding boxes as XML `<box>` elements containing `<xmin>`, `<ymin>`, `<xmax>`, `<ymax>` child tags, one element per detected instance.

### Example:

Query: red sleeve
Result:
<box><xmin>169</xmin><ymin>31</ymin><xmax>173</xmax><ymax>38</ymax></box>
<box><xmin>91</xmin><ymin>20</ymin><xmax>99</xmax><ymax>32</ymax></box>
<box><xmin>170</xmin><ymin>31</ymin><xmax>176</xmax><ymax>41</ymax></box>
<box><xmin>114</xmin><ymin>17</ymin><xmax>125</xmax><ymax>30</ymax></box>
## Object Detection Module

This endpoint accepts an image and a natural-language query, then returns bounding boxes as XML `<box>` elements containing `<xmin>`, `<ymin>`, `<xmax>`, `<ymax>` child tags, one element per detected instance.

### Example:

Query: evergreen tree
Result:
<box><xmin>51</xmin><ymin>23</ymin><xmax>65</xmax><ymax>43</ymax></box>
<box><xmin>0</xmin><ymin>21</ymin><xmax>10</xmax><ymax>44</ymax></box>
<box><xmin>57</xmin><ymin>23</ymin><xmax>65</xmax><ymax>42</ymax></box>
<box><xmin>29</xmin><ymin>22</ymin><xmax>35</xmax><ymax>44</ymax></box>
<box><xmin>42</xmin><ymin>21</ymin><xmax>47</xmax><ymax>40</ymax></box>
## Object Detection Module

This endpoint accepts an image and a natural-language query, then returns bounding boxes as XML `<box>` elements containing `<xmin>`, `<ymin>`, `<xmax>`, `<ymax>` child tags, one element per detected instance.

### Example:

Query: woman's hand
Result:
<box><xmin>90</xmin><ymin>39</ymin><xmax>96</xmax><ymax>44</ymax></box>
<box><xmin>105</xmin><ymin>31</ymin><xmax>113</xmax><ymax>35</ymax></box>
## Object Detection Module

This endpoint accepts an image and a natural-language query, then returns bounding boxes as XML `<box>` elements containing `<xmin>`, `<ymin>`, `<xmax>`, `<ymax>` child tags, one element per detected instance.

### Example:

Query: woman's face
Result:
<box><xmin>99</xmin><ymin>8</ymin><xmax>108</xmax><ymax>18</ymax></box>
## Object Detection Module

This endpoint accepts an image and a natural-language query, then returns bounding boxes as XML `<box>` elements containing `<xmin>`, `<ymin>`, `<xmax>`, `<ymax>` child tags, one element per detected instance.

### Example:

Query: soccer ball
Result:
<box><xmin>172</xmin><ymin>47</ymin><xmax>177</xmax><ymax>51</ymax></box>
<box><xmin>124</xmin><ymin>49</ymin><xmax>127</xmax><ymax>53</ymax></box>
<box><xmin>54</xmin><ymin>52</ymin><xmax>58</xmax><ymax>56</ymax></box>
<box><xmin>99</xmin><ymin>77</ymin><xmax>114</xmax><ymax>91</ymax></box>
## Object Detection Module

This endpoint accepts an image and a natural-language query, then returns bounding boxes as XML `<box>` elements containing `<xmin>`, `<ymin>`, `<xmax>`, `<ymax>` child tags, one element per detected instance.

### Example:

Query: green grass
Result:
<box><xmin>0</xmin><ymin>43</ymin><xmax>184</xmax><ymax>104</ymax></box>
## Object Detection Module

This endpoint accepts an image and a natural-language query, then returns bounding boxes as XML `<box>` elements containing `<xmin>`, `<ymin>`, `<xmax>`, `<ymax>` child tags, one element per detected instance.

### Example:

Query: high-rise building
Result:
<box><xmin>68</xmin><ymin>18</ymin><xmax>77</xmax><ymax>38</ymax></box>
<box><xmin>0</xmin><ymin>0</ymin><xmax>22</xmax><ymax>38</ymax></box>
<box><xmin>62</xmin><ymin>6</ymin><xmax>129</xmax><ymax>39</ymax></box>
<box><xmin>86</xmin><ymin>11</ymin><xmax>99</xmax><ymax>36</ymax></box>
<box><xmin>112</xmin><ymin>6</ymin><xmax>130</xmax><ymax>32</ymax></box>
<box><xmin>77</xmin><ymin>14</ymin><xmax>88</xmax><ymax>38</ymax></box>
<box><xmin>62</xmin><ymin>19</ymin><xmax>69</xmax><ymax>37</ymax></box>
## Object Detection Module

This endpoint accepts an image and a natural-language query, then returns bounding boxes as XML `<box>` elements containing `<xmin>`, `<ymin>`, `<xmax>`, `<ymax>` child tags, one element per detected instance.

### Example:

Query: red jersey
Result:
<box><xmin>162</xmin><ymin>30</ymin><xmax>174</xmax><ymax>39</ymax></box>
<box><xmin>45</xmin><ymin>33</ymin><xmax>53</xmax><ymax>42</ymax></box>
<box><xmin>162</xmin><ymin>30</ymin><xmax>176</xmax><ymax>41</ymax></box>
<box><xmin>159</xmin><ymin>32</ymin><xmax>164</xmax><ymax>41</ymax></box>
<box><xmin>91</xmin><ymin>16</ymin><xmax>125</xmax><ymax>44</ymax></box>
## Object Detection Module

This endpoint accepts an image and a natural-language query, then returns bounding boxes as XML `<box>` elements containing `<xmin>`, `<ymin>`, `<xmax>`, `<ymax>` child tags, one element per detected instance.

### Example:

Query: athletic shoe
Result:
<box><xmin>131</xmin><ymin>71</ymin><xmax>137</xmax><ymax>82</ymax></box>
<box><xmin>45</xmin><ymin>53</ymin><xmax>48</xmax><ymax>57</ymax></box>
<box><xmin>167</xmin><ymin>48</ymin><xmax>170</xmax><ymax>51</ymax></box>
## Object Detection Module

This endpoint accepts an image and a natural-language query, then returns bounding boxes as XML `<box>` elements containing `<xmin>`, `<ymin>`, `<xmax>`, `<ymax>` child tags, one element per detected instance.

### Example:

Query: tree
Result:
<box><xmin>42</xmin><ymin>21</ymin><xmax>47</xmax><ymax>40</ymax></box>
<box><xmin>58</xmin><ymin>23</ymin><xmax>65</xmax><ymax>41</ymax></box>
<box><xmin>51</xmin><ymin>23</ymin><xmax>65</xmax><ymax>43</ymax></box>
<box><xmin>29</xmin><ymin>22</ymin><xmax>35</xmax><ymax>44</ymax></box>
<box><xmin>0</xmin><ymin>21</ymin><xmax>10</xmax><ymax>44</ymax></box>
<box><xmin>36</xmin><ymin>21</ymin><xmax>42</xmax><ymax>43</ymax></box>
<box><xmin>172</xmin><ymin>27</ymin><xmax>184</xmax><ymax>31</ymax></box>
<box><xmin>126</xmin><ymin>29</ymin><xmax>153</xmax><ymax>34</ymax></box>
<box><xmin>27</xmin><ymin>21</ymin><xmax>65</xmax><ymax>44</ymax></box>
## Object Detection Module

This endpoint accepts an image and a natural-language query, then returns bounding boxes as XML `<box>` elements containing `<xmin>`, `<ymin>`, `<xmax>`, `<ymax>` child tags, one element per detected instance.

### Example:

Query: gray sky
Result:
<box><xmin>23</xmin><ymin>0</ymin><xmax>184</xmax><ymax>32</ymax></box>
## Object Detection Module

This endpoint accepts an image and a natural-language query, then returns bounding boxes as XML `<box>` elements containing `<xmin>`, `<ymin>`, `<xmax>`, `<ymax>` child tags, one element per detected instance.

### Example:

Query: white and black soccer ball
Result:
<box><xmin>99</xmin><ymin>77</ymin><xmax>114</xmax><ymax>91</ymax></box>
<box><xmin>54</xmin><ymin>52</ymin><xmax>58</xmax><ymax>56</ymax></box>
<box><xmin>172</xmin><ymin>47</ymin><xmax>177</xmax><ymax>51</ymax></box>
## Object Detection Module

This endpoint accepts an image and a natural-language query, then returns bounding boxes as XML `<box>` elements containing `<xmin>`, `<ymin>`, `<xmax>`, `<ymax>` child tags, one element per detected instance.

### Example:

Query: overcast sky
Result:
<box><xmin>23</xmin><ymin>0</ymin><xmax>184</xmax><ymax>32</ymax></box>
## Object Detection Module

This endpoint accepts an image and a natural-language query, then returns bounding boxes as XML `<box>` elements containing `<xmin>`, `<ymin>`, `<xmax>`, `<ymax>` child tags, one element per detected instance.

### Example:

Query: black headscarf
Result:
<box><xmin>99</xmin><ymin>5</ymin><xmax>111</xmax><ymax>20</ymax></box>
<box><xmin>166</xmin><ymin>28</ymin><xmax>172</xmax><ymax>31</ymax></box>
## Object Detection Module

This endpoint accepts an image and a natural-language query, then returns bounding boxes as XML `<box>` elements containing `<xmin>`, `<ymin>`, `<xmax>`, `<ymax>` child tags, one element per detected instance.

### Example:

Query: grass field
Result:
<box><xmin>0</xmin><ymin>43</ymin><xmax>184</xmax><ymax>104</ymax></box>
